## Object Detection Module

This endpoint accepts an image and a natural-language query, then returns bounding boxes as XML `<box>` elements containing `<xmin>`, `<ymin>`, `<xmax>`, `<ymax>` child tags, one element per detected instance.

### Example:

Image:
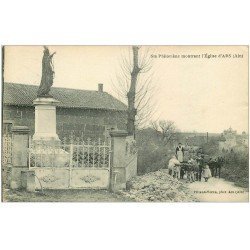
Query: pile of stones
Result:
<box><xmin>121</xmin><ymin>169</ymin><xmax>197</xmax><ymax>202</ymax></box>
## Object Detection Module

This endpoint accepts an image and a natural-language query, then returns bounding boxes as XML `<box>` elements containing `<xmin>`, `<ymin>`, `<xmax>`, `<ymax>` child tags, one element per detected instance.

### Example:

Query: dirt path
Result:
<box><xmin>187</xmin><ymin>177</ymin><xmax>249</xmax><ymax>202</ymax></box>
<box><xmin>2</xmin><ymin>174</ymin><xmax>248</xmax><ymax>202</ymax></box>
<box><xmin>2</xmin><ymin>189</ymin><xmax>134</xmax><ymax>202</ymax></box>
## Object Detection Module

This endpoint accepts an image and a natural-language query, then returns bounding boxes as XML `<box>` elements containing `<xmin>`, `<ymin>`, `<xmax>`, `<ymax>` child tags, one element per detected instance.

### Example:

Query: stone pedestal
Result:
<box><xmin>109</xmin><ymin>130</ymin><xmax>128</xmax><ymax>192</ymax></box>
<box><xmin>31</xmin><ymin>97</ymin><xmax>69</xmax><ymax>168</ymax></box>
<box><xmin>10</xmin><ymin>126</ymin><xmax>30</xmax><ymax>189</ymax></box>
<box><xmin>33</xmin><ymin>97</ymin><xmax>60</xmax><ymax>146</ymax></box>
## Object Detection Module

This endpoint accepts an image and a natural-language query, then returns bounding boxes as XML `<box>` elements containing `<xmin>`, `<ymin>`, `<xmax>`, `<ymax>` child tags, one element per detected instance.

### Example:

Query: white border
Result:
<box><xmin>1</xmin><ymin>1</ymin><xmax>250</xmax><ymax>250</ymax></box>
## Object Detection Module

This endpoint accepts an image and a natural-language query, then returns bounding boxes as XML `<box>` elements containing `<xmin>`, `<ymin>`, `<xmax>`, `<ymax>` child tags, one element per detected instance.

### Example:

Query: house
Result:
<box><xmin>3</xmin><ymin>82</ymin><xmax>127</xmax><ymax>139</ymax></box>
<box><xmin>218</xmin><ymin>127</ymin><xmax>237</xmax><ymax>151</ymax></box>
<box><xmin>218</xmin><ymin>127</ymin><xmax>248</xmax><ymax>152</ymax></box>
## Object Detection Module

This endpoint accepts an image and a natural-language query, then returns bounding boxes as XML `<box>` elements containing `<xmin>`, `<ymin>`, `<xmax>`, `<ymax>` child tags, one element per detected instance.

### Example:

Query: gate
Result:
<box><xmin>28</xmin><ymin>137</ymin><xmax>111</xmax><ymax>189</ymax></box>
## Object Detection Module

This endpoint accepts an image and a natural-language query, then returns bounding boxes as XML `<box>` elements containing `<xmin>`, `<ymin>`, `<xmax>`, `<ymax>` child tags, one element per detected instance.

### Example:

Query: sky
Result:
<box><xmin>3</xmin><ymin>45</ymin><xmax>248</xmax><ymax>134</ymax></box>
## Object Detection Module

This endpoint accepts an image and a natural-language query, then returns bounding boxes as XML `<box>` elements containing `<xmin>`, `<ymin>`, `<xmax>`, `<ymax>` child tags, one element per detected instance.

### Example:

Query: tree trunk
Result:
<box><xmin>127</xmin><ymin>46</ymin><xmax>140</xmax><ymax>137</ymax></box>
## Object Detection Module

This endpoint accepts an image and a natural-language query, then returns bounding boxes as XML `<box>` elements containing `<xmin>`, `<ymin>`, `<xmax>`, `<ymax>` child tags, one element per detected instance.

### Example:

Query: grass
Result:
<box><xmin>2</xmin><ymin>188</ymin><xmax>134</xmax><ymax>202</ymax></box>
<box><xmin>221</xmin><ymin>169</ymin><xmax>249</xmax><ymax>189</ymax></box>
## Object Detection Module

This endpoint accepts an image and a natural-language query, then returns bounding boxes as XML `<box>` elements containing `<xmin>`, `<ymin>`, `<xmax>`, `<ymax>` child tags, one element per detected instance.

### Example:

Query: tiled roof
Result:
<box><xmin>3</xmin><ymin>82</ymin><xmax>127</xmax><ymax>111</ymax></box>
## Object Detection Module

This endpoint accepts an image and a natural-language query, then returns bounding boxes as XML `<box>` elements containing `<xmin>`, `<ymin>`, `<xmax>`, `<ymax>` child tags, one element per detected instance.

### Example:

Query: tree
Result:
<box><xmin>151</xmin><ymin>120</ymin><xmax>180</xmax><ymax>146</ymax></box>
<box><xmin>112</xmin><ymin>46</ymin><xmax>156</xmax><ymax>137</ymax></box>
<box><xmin>127</xmin><ymin>46</ymin><xmax>140</xmax><ymax>136</ymax></box>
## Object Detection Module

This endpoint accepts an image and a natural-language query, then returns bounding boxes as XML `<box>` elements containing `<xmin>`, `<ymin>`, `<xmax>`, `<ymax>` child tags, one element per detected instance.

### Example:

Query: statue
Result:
<box><xmin>37</xmin><ymin>46</ymin><xmax>56</xmax><ymax>97</ymax></box>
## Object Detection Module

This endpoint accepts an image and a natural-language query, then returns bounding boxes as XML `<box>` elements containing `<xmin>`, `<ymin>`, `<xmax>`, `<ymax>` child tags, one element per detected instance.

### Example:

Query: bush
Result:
<box><xmin>136</xmin><ymin>128</ymin><xmax>174</xmax><ymax>175</ymax></box>
<box><xmin>202</xmin><ymin>138</ymin><xmax>220</xmax><ymax>156</ymax></box>
<box><xmin>137</xmin><ymin>146</ymin><xmax>168</xmax><ymax>175</ymax></box>
<box><xmin>221</xmin><ymin>150</ymin><xmax>249</xmax><ymax>188</ymax></box>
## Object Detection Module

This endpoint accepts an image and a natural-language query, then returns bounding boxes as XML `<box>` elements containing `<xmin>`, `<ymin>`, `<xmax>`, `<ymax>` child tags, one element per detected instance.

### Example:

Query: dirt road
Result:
<box><xmin>2</xmin><ymin>189</ymin><xmax>134</xmax><ymax>202</ymax></box>
<box><xmin>187</xmin><ymin>177</ymin><xmax>249</xmax><ymax>202</ymax></box>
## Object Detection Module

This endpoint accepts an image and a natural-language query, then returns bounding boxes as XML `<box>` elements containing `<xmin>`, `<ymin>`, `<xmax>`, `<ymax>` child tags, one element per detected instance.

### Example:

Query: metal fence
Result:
<box><xmin>2</xmin><ymin>134</ymin><xmax>12</xmax><ymax>165</ymax></box>
<box><xmin>28</xmin><ymin>137</ymin><xmax>111</xmax><ymax>169</ymax></box>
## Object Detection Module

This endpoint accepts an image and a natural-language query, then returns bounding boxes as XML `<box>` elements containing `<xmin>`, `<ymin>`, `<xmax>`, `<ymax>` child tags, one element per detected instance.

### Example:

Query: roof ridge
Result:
<box><xmin>3</xmin><ymin>82</ymin><xmax>127</xmax><ymax>111</ymax></box>
<box><xmin>4</xmin><ymin>82</ymin><xmax>106</xmax><ymax>93</ymax></box>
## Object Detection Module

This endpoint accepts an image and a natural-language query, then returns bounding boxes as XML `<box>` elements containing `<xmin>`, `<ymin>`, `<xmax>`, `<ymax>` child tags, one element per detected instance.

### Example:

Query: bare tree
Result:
<box><xmin>151</xmin><ymin>120</ymin><xmax>180</xmax><ymax>146</ymax></box>
<box><xmin>111</xmin><ymin>46</ymin><xmax>157</xmax><ymax>137</ymax></box>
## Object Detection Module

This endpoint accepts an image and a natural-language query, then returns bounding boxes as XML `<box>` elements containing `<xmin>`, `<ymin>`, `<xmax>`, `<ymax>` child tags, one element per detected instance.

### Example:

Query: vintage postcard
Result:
<box><xmin>1</xmin><ymin>45</ymin><xmax>249</xmax><ymax>202</ymax></box>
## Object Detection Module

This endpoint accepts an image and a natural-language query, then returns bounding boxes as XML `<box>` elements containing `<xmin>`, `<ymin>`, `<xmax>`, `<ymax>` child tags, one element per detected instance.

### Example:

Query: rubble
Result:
<box><xmin>120</xmin><ymin>169</ymin><xmax>197</xmax><ymax>202</ymax></box>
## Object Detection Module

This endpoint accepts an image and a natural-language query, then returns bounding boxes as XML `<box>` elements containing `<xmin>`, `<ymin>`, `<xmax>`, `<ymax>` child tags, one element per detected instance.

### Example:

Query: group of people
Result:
<box><xmin>168</xmin><ymin>143</ymin><xmax>223</xmax><ymax>183</ymax></box>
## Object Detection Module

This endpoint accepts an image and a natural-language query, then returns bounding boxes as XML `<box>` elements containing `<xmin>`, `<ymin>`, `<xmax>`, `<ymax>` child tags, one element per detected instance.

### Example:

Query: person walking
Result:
<box><xmin>176</xmin><ymin>143</ymin><xmax>184</xmax><ymax>162</ymax></box>
<box><xmin>196</xmin><ymin>153</ymin><xmax>204</xmax><ymax>181</ymax></box>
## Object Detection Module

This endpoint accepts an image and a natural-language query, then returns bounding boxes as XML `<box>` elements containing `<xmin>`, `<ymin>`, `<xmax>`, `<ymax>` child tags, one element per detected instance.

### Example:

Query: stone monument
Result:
<box><xmin>32</xmin><ymin>46</ymin><xmax>68</xmax><ymax>167</ymax></box>
<box><xmin>33</xmin><ymin>46</ymin><xmax>60</xmax><ymax>146</ymax></box>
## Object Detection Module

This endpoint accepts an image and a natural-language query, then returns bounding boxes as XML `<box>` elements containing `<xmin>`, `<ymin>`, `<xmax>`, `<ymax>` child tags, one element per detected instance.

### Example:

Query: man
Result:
<box><xmin>216</xmin><ymin>156</ymin><xmax>224</xmax><ymax>178</ymax></box>
<box><xmin>196</xmin><ymin>153</ymin><xmax>204</xmax><ymax>181</ymax></box>
<box><xmin>168</xmin><ymin>155</ymin><xmax>181</xmax><ymax>178</ymax></box>
<box><xmin>208</xmin><ymin>157</ymin><xmax>216</xmax><ymax>177</ymax></box>
<box><xmin>176</xmin><ymin>143</ymin><xmax>184</xmax><ymax>162</ymax></box>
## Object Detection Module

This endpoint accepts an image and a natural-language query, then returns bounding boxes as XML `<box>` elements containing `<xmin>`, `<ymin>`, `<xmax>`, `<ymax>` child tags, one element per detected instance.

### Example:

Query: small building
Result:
<box><xmin>3</xmin><ymin>82</ymin><xmax>127</xmax><ymax>139</ymax></box>
<box><xmin>218</xmin><ymin>127</ymin><xmax>237</xmax><ymax>151</ymax></box>
<box><xmin>218</xmin><ymin>127</ymin><xmax>248</xmax><ymax>152</ymax></box>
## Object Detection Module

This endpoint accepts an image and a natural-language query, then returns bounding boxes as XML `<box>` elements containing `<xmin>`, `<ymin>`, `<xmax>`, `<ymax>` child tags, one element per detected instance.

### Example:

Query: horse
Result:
<box><xmin>180</xmin><ymin>161</ymin><xmax>199</xmax><ymax>182</ymax></box>
<box><xmin>208</xmin><ymin>157</ymin><xmax>224</xmax><ymax>178</ymax></box>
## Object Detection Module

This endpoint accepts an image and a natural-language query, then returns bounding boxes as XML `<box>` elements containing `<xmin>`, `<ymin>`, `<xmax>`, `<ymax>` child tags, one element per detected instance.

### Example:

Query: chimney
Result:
<box><xmin>98</xmin><ymin>83</ymin><xmax>103</xmax><ymax>92</ymax></box>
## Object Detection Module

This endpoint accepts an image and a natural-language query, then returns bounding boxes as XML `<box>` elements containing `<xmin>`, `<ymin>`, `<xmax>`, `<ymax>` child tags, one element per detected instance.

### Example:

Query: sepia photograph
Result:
<box><xmin>1</xmin><ymin>45</ymin><xmax>249</xmax><ymax>202</ymax></box>
<box><xmin>1</xmin><ymin>1</ymin><xmax>250</xmax><ymax>250</ymax></box>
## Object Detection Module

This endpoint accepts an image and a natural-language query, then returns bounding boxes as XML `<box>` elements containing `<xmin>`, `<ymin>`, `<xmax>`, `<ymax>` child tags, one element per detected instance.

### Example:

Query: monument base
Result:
<box><xmin>31</xmin><ymin>97</ymin><xmax>69</xmax><ymax>167</ymax></box>
<box><xmin>33</xmin><ymin>97</ymin><xmax>60</xmax><ymax>143</ymax></box>
<box><xmin>32</xmin><ymin>136</ymin><xmax>61</xmax><ymax>148</ymax></box>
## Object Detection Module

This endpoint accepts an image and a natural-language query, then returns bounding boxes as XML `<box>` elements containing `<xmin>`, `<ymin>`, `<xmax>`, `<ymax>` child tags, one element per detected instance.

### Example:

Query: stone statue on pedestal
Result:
<box><xmin>37</xmin><ymin>46</ymin><xmax>56</xmax><ymax>97</ymax></box>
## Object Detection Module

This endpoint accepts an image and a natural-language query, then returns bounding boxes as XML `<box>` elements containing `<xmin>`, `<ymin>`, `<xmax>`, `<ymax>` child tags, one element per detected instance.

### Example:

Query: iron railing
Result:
<box><xmin>2</xmin><ymin>134</ymin><xmax>12</xmax><ymax>165</ymax></box>
<box><xmin>28</xmin><ymin>137</ymin><xmax>111</xmax><ymax>169</ymax></box>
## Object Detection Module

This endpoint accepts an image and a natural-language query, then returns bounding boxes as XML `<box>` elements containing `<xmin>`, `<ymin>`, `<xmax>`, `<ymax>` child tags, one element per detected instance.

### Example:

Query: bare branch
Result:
<box><xmin>151</xmin><ymin>120</ymin><xmax>179</xmax><ymax>145</ymax></box>
<box><xmin>111</xmin><ymin>46</ymin><xmax>157</xmax><ymax>133</ymax></box>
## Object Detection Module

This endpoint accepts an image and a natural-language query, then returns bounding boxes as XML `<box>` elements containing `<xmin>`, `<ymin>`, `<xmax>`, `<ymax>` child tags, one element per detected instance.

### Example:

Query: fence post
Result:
<box><xmin>109</xmin><ymin>130</ymin><xmax>128</xmax><ymax>192</ymax></box>
<box><xmin>10</xmin><ymin>126</ymin><xmax>30</xmax><ymax>189</ymax></box>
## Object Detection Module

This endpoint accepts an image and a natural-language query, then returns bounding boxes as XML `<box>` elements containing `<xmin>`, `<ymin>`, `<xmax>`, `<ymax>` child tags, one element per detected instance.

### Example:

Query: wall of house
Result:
<box><xmin>3</xmin><ymin>105</ymin><xmax>127</xmax><ymax>139</ymax></box>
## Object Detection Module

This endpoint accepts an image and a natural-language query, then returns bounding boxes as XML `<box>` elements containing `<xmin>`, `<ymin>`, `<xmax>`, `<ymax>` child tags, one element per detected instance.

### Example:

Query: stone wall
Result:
<box><xmin>125</xmin><ymin>155</ymin><xmax>138</xmax><ymax>181</ymax></box>
<box><xmin>109</xmin><ymin>131</ymin><xmax>138</xmax><ymax>192</ymax></box>
<box><xmin>3</xmin><ymin>105</ymin><xmax>127</xmax><ymax>139</ymax></box>
<box><xmin>125</xmin><ymin>135</ymin><xmax>138</xmax><ymax>181</ymax></box>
